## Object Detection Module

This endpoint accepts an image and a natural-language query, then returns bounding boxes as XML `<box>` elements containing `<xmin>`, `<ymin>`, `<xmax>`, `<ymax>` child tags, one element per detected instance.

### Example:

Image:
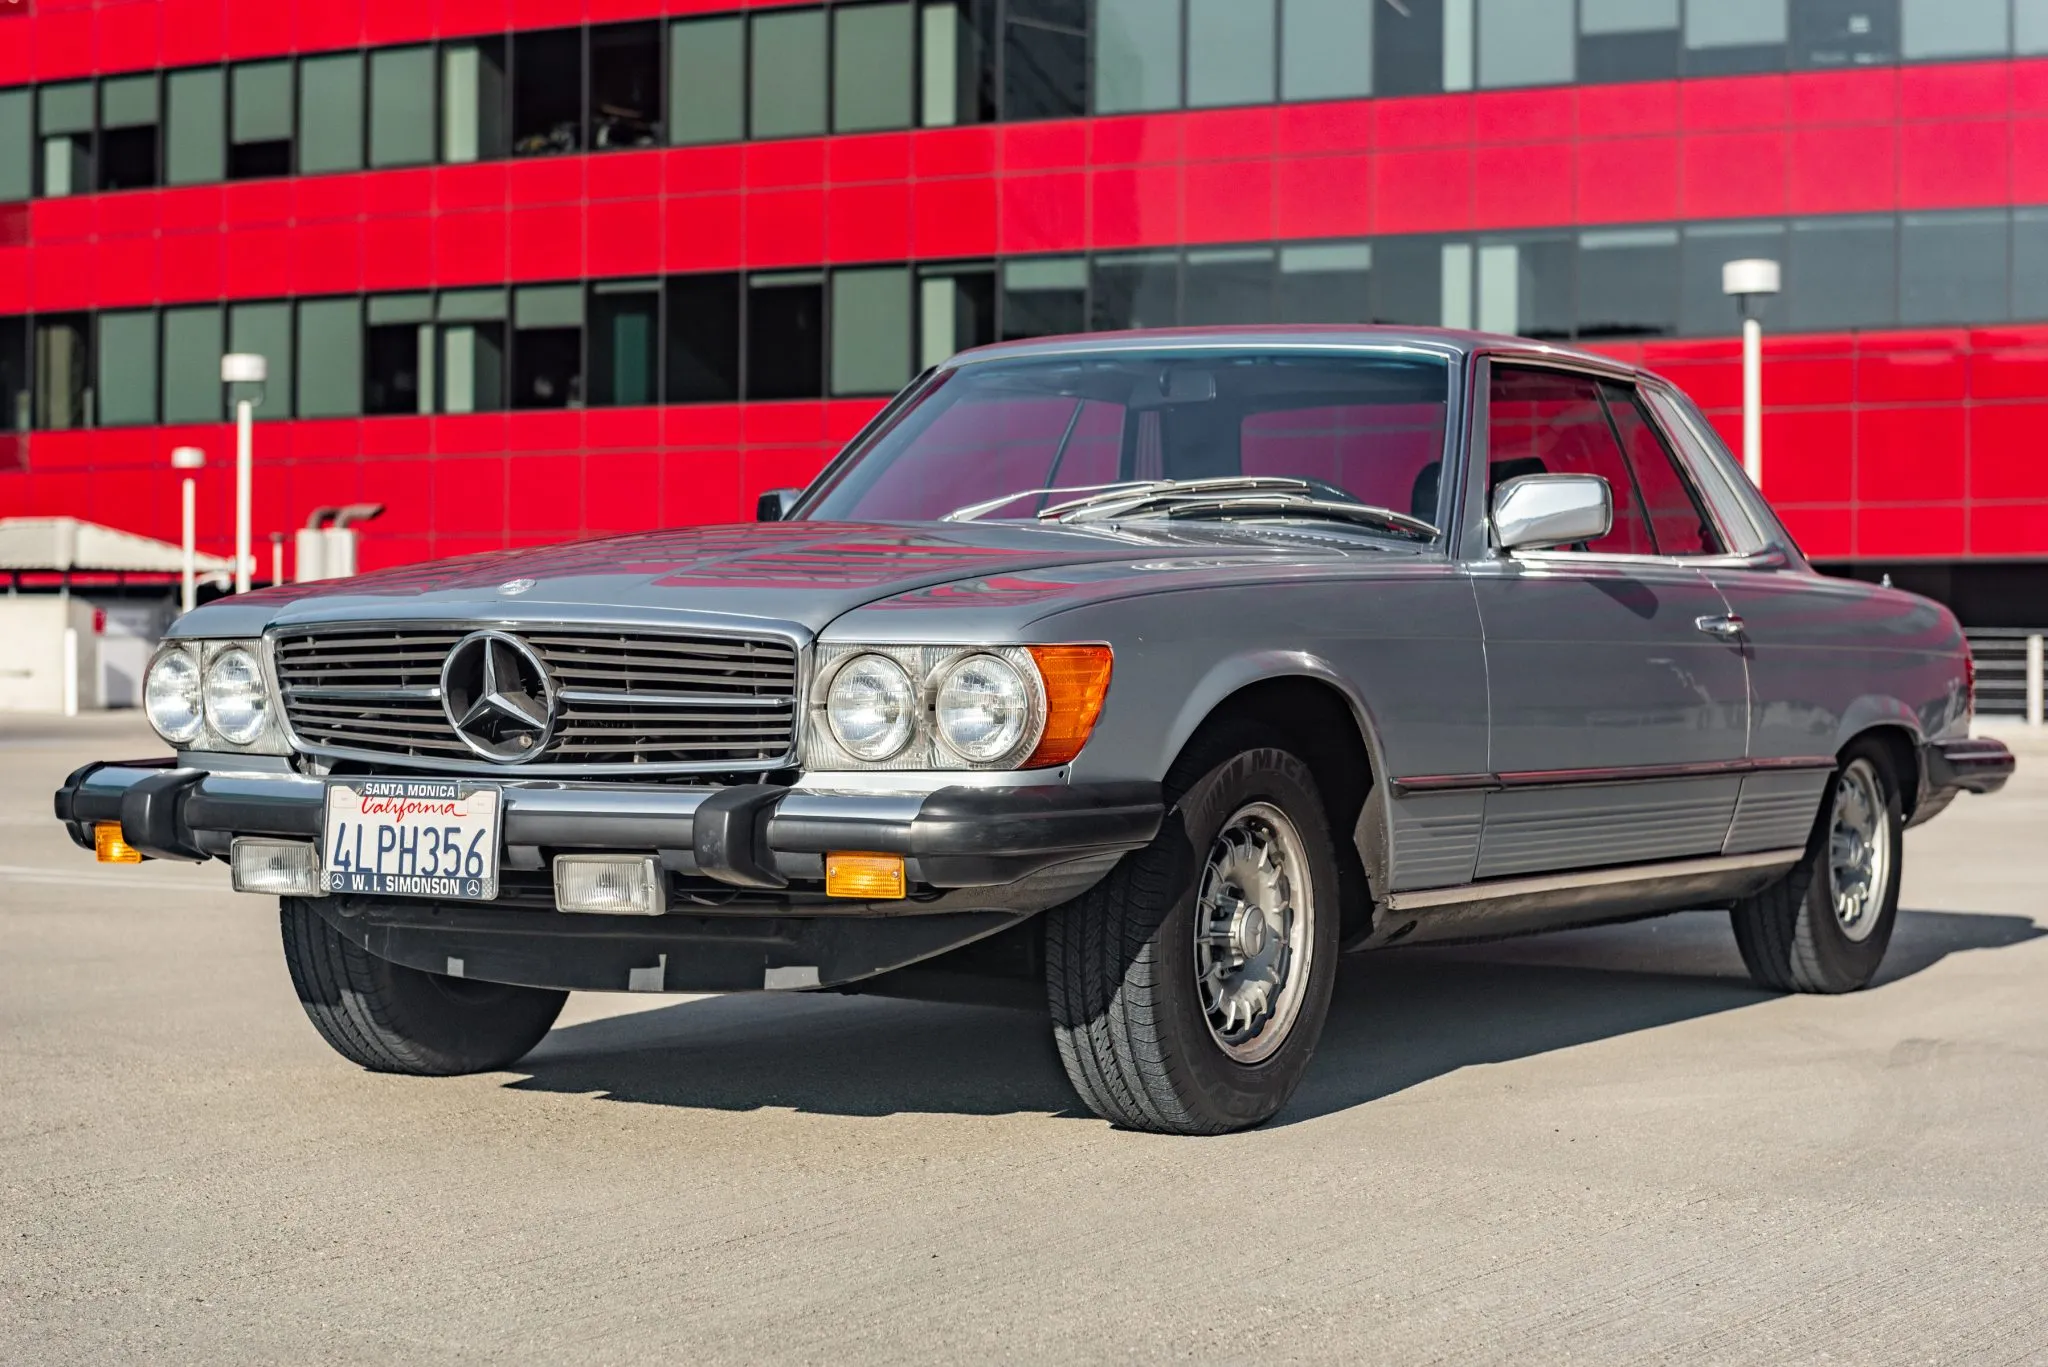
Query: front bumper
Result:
<box><xmin>53</xmin><ymin>759</ymin><xmax>1162</xmax><ymax>896</ymax></box>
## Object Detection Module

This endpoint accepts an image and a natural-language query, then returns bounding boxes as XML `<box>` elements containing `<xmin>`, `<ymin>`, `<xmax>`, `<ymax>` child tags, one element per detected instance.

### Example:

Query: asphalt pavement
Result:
<box><xmin>3</xmin><ymin>712</ymin><xmax>2044</xmax><ymax>1365</ymax></box>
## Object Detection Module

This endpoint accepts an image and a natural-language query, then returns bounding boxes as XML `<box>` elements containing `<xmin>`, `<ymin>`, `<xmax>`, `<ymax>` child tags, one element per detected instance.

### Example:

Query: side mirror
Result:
<box><xmin>755</xmin><ymin>488</ymin><xmax>802</xmax><ymax>522</ymax></box>
<box><xmin>1492</xmin><ymin>473</ymin><xmax>1613</xmax><ymax>551</ymax></box>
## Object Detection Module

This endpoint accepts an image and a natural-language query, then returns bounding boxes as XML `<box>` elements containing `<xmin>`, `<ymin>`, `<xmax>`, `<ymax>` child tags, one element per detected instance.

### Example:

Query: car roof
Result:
<box><xmin>949</xmin><ymin>325</ymin><xmax>1641</xmax><ymax>378</ymax></box>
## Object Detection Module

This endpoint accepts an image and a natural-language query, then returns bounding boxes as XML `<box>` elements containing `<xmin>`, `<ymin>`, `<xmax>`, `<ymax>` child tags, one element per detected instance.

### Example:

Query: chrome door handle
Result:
<box><xmin>1695</xmin><ymin>614</ymin><xmax>1746</xmax><ymax>638</ymax></box>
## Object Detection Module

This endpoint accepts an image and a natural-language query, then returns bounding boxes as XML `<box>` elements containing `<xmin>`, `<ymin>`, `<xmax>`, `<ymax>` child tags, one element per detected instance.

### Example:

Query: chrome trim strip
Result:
<box><xmin>555</xmin><ymin>690</ymin><xmax>794</xmax><ymax>711</ymax></box>
<box><xmin>286</xmin><ymin>685</ymin><xmax>443</xmax><ymax>702</ymax></box>
<box><xmin>1392</xmin><ymin>756</ymin><xmax>1836</xmax><ymax>795</ymax></box>
<box><xmin>1382</xmin><ymin>847</ymin><xmax>1804</xmax><ymax>912</ymax></box>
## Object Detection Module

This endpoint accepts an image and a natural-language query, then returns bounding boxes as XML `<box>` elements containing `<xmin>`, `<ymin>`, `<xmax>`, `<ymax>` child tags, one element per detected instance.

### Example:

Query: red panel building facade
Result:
<box><xmin>2</xmin><ymin>0</ymin><xmax>2046</xmax><ymax>619</ymax></box>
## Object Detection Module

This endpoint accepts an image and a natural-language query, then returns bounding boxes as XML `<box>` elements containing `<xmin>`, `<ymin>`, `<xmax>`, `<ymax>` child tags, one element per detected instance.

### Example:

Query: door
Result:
<box><xmin>1468</xmin><ymin>363</ymin><xmax>1750</xmax><ymax>879</ymax></box>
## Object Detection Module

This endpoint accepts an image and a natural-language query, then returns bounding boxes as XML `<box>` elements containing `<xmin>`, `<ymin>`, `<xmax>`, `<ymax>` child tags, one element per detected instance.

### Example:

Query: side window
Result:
<box><xmin>1599</xmin><ymin>381</ymin><xmax>1723</xmax><ymax>555</ymax></box>
<box><xmin>1486</xmin><ymin>365</ymin><xmax>1650</xmax><ymax>554</ymax></box>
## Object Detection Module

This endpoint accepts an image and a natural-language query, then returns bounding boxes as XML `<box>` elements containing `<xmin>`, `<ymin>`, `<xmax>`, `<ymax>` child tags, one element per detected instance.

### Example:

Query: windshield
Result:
<box><xmin>800</xmin><ymin>350</ymin><xmax>1454</xmax><ymax>536</ymax></box>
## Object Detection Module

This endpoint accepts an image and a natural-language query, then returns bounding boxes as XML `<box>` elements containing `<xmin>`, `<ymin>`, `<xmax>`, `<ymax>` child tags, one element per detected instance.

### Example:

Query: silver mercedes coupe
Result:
<box><xmin>55</xmin><ymin>327</ymin><xmax>2014</xmax><ymax>1134</ymax></box>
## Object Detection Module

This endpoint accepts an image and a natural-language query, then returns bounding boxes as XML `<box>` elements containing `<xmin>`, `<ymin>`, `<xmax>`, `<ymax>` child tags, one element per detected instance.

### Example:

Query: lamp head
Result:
<box><xmin>1721</xmin><ymin>258</ymin><xmax>1782</xmax><ymax>298</ymax></box>
<box><xmin>170</xmin><ymin>446</ymin><xmax>206</xmax><ymax>471</ymax></box>
<box><xmin>220</xmin><ymin>353</ymin><xmax>268</xmax><ymax>384</ymax></box>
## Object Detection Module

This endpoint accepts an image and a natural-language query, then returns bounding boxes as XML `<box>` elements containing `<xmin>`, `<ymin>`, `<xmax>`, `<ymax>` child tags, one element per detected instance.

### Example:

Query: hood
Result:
<box><xmin>172</xmin><ymin>520</ymin><xmax>1367</xmax><ymax>639</ymax></box>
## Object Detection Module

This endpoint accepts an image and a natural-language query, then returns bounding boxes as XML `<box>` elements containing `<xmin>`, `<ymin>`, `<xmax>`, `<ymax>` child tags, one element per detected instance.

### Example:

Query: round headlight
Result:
<box><xmin>203</xmin><ymin>646</ymin><xmax>271</xmax><ymax>746</ymax></box>
<box><xmin>826</xmin><ymin>654</ymin><xmax>917</xmax><ymax>761</ymax></box>
<box><xmin>144</xmin><ymin>648</ymin><xmax>204</xmax><ymax>745</ymax></box>
<box><xmin>933</xmin><ymin>653</ymin><xmax>1034</xmax><ymax>763</ymax></box>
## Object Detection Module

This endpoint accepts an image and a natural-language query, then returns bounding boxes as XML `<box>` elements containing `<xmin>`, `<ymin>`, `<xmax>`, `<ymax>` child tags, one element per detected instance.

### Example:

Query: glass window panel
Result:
<box><xmin>229</xmin><ymin>302</ymin><xmax>293</xmax><ymax>419</ymax></box>
<box><xmin>917</xmin><ymin>264</ymin><xmax>997</xmax><ymax>367</ymax></box>
<box><xmin>514</xmin><ymin>284</ymin><xmax>584</xmax><ymax>329</ymax></box>
<box><xmin>1476</xmin><ymin>235</ymin><xmax>1574</xmax><ymax>339</ymax></box>
<box><xmin>752</xmin><ymin>8</ymin><xmax>830</xmax><ymax>139</ymax></box>
<box><xmin>590</xmin><ymin>22</ymin><xmax>662</xmax><ymax>150</ymax></box>
<box><xmin>41</xmin><ymin>127</ymin><xmax>90</xmax><ymax>198</ymax></box>
<box><xmin>369</xmin><ymin>47</ymin><xmax>435</xmax><ymax>168</ymax></box>
<box><xmin>513</xmin><ymin>28</ymin><xmax>583</xmax><ymax>156</ymax></box>
<box><xmin>39</xmin><ymin>82</ymin><xmax>94</xmax><ymax>134</ymax></box>
<box><xmin>0</xmin><ymin>316</ymin><xmax>27</xmax><ymax>432</ymax></box>
<box><xmin>1376</xmin><ymin>0</ymin><xmax>1448</xmax><ymax>96</ymax></box>
<box><xmin>440</xmin><ymin>323</ymin><xmax>505</xmax><ymax>413</ymax></box>
<box><xmin>0</xmin><ymin>91</ymin><xmax>29</xmax><ymax>202</ymax></box>
<box><xmin>298</xmin><ymin>52</ymin><xmax>364</xmax><ymax>175</ymax></box>
<box><xmin>1184</xmin><ymin>248</ymin><xmax>1276</xmax><ymax>325</ymax></box>
<box><xmin>1791</xmin><ymin>0</ymin><xmax>1899</xmax><ymax>67</ymax></box>
<box><xmin>588</xmin><ymin>282</ymin><xmax>659</xmax><ymax>407</ymax></box>
<box><xmin>1368</xmin><ymin>237</ymin><xmax>1447</xmax><ymax>325</ymax></box>
<box><xmin>1488</xmin><ymin>365</ymin><xmax>1652</xmax><ymax>555</ymax></box>
<box><xmin>2016</xmin><ymin>209</ymin><xmax>2048</xmax><ymax>321</ymax></box>
<box><xmin>1001</xmin><ymin>256</ymin><xmax>1088</xmax><ymax>339</ymax></box>
<box><xmin>1276</xmin><ymin>242</ymin><xmax>1372</xmax><ymax>322</ymax></box>
<box><xmin>1900</xmin><ymin>211</ymin><xmax>2009</xmax><ymax>325</ymax></box>
<box><xmin>296</xmin><ymin>298</ymin><xmax>362</xmax><ymax>419</ymax></box>
<box><xmin>161</xmin><ymin>306</ymin><xmax>223</xmax><ymax>423</ymax></box>
<box><xmin>1281</xmin><ymin>0</ymin><xmax>1372</xmax><ymax>100</ymax></box>
<box><xmin>669</xmin><ymin>17</ymin><xmax>747</xmax><ymax>146</ymax></box>
<box><xmin>1577</xmin><ymin>228</ymin><xmax>1679</xmax><ymax>339</ymax></box>
<box><xmin>831</xmin><ymin>266</ymin><xmax>913</xmax><ymax>396</ymax></box>
<box><xmin>512</xmin><ymin>284</ymin><xmax>584</xmax><ymax>409</ymax></box>
<box><xmin>443</xmin><ymin>40</ymin><xmax>508</xmax><ymax>163</ymax></box>
<box><xmin>1603</xmin><ymin>380</ymin><xmax>1722</xmax><ymax>554</ymax></box>
<box><xmin>665</xmin><ymin>272</ymin><xmax>742</xmax><ymax>402</ymax></box>
<box><xmin>1478</xmin><ymin>0</ymin><xmax>1575</xmax><ymax>88</ymax></box>
<box><xmin>440</xmin><ymin>288</ymin><xmax>509</xmax><ymax>322</ymax></box>
<box><xmin>33</xmin><ymin>316</ymin><xmax>91</xmax><ymax>430</ymax></box>
<box><xmin>921</xmin><ymin>0</ymin><xmax>999</xmax><ymax>127</ymax></box>
<box><xmin>835</xmin><ymin>3</ymin><xmax>915</xmax><ymax>133</ymax></box>
<box><xmin>1681</xmin><ymin>222</ymin><xmax>1786</xmax><ymax>335</ymax></box>
<box><xmin>1188</xmin><ymin>0</ymin><xmax>1276</xmax><ymax>108</ymax></box>
<box><xmin>367</xmin><ymin>301</ymin><xmax>430</xmax><ymax>416</ymax></box>
<box><xmin>100</xmin><ymin>74</ymin><xmax>158</xmax><ymax>128</ymax></box>
<box><xmin>230</xmin><ymin>61</ymin><xmax>292</xmax><ymax>141</ymax></box>
<box><xmin>1686</xmin><ymin>0</ymin><xmax>1788</xmax><ymax>73</ymax></box>
<box><xmin>1902</xmin><ymin>0</ymin><xmax>2006</xmax><ymax>57</ymax></box>
<box><xmin>368</xmin><ymin>293</ymin><xmax>434</xmax><ymax>326</ymax></box>
<box><xmin>2023</xmin><ymin>0</ymin><xmax>2048</xmax><ymax>53</ymax></box>
<box><xmin>1096</xmin><ymin>0</ymin><xmax>1184</xmax><ymax>113</ymax></box>
<box><xmin>1005</xmin><ymin>0</ymin><xmax>1088</xmax><ymax>119</ymax></box>
<box><xmin>748</xmin><ymin>271</ymin><xmax>826</xmax><ymax>399</ymax></box>
<box><xmin>96</xmin><ymin>311</ymin><xmax>158</xmax><ymax>427</ymax></box>
<box><xmin>166</xmin><ymin>68</ymin><xmax>226</xmax><ymax>186</ymax></box>
<box><xmin>1789</xmin><ymin>216</ymin><xmax>1897</xmax><ymax>330</ymax></box>
<box><xmin>1579</xmin><ymin>0</ymin><xmax>1680</xmax><ymax>79</ymax></box>
<box><xmin>1444</xmin><ymin>0</ymin><xmax>1476</xmax><ymax>90</ymax></box>
<box><xmin>1091</xmin><ymin>252</ymin><xmax>1180</xmax><ymax>331</ymax></box>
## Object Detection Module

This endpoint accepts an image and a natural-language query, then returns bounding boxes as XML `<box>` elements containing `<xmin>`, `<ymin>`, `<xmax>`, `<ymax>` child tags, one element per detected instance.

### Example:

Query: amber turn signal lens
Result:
<box><xmin>825</xmin><ymin>852</ymin><xmax>907</xmax><ymax>900</ymax></box>
<box><xmin>94</xmin><ymin>823</ymin><xmax>143</xmax><ymax>864</ymax></box>
<box><xmin>1024</xmin><ymin>644</ymin><xmax>1114</xmax><ymax>768</ymax></box>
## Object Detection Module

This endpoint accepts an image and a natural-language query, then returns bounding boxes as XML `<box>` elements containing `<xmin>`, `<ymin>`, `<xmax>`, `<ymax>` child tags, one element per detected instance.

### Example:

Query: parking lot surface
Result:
<box><xmin>3</xmin><ymin>713</ymin><xmax>2045</xmax><ymax>1365</ymax></box>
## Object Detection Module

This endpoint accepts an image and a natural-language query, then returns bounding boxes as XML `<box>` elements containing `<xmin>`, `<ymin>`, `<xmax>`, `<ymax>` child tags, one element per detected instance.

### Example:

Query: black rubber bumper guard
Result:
<box><xmin>53</xmin><ymin>760</ymin><xmax>1165</xmax><ymax>891</ymax></box>
<box><xmin>1923</xmin><ymin>735</ymin><xmax>2017</xmax><ymax>796</ymax></box>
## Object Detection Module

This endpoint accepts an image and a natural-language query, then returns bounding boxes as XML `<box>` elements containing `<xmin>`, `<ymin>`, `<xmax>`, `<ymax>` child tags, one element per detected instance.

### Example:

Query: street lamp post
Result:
<box><xmin>170</xmin><ymin>446</ymin><xmax>206</xmax><ymax>614</ymax></box>
<box><xmin>1721</xmin><ymin>259</ymin><xmax>1781</xmax><ymax>490</ymax></box>
<box><xmin>220</xmin><ymin>353</ymin><xmax>267</xmax><ymax>594</ymax></box>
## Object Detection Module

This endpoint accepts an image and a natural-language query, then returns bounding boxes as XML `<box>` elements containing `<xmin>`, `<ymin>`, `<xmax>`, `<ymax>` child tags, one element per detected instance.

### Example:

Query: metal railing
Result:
<box><xmin>1964</xmin><ymin>630</ymin><xmax>2047</xmax><ymax>724</ymax></box>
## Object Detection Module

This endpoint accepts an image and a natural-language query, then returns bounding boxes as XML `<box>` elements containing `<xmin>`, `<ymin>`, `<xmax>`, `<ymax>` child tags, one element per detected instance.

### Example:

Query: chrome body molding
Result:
<box><xmin>1382</xmin><ymin>848</ymin><xmax>1806</xmax><ymax>913</ymax></box>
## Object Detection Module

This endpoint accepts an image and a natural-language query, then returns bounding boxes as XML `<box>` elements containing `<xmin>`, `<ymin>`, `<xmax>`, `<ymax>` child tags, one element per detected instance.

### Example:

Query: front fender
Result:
<box><xmin>1159</xmin><ymin>649</ymin><xmax>1389</xmax><ymax>781</ymax></box>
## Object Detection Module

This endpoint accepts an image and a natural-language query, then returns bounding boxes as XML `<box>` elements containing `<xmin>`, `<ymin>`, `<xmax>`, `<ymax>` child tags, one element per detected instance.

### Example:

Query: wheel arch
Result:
<box><xmin>1839</xmin><ymin>721</ymin><xmax>1923</xmax><ymax>820</ymax></box>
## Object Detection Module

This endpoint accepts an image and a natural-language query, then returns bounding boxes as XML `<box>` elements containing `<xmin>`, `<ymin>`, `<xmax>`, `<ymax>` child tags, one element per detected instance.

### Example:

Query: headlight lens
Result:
<box><xmin>144</xmin><ymin>649</ymin><xmax>204</xmax><ymax>745</ymax></box>
<box><xmin>826</xmin><ymin>654</ymin><xmax>916</xmax><ymax>761</ymax></box>
<box><xmin>203</xmin><ymin>646</ymin><xmax>271</xmax><ymax>745</ymax></box>
<box><xmin>933</xmin><ymin>653</ymin><xmax>1033</xmax><ymax>763</ymax></box>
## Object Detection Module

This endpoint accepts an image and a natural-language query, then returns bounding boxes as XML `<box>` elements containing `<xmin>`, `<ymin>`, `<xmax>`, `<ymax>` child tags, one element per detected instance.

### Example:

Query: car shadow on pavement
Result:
<box><xmin>504</xmin><ymin>907</ymin><xmax>2042</xmax><ymax>1125</ymax></box>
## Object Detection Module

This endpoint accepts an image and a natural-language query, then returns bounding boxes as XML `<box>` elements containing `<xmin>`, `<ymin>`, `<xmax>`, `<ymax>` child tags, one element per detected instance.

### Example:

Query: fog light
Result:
<box><xmin>231</xmin><ymin>838</ymin><xmax>324</xmax><ymax>896</ymax></box>
<box><xmin>555</xmin><ymin>855</ymin><xmax>666</xmax><ymax>916</ymax></box>
<box><xmin>825</xmin><ymin>852</ymin><xmax>906</xmax><ymax>900</ymax></box>
<box><xmin>95</xmin><ymin>823</ymin><xmax>143</xmax><ymax>864</ymax></box>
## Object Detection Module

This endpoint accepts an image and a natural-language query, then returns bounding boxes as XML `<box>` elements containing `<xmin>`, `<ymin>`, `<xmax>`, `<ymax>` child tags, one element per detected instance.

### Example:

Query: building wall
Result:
<box><xmin>1</xmin><ymin>1</ymin><xmax>2046</xmax><ymax>575</ymax></box>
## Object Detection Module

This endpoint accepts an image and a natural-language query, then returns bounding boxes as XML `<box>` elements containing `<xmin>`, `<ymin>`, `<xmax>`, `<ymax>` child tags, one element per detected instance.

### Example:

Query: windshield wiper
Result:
<box><xmin>1040</xmin><ymin>478</ymin><xmax>1440</xmax><ymax>541</ymax></box>
<box><xmin>942</xmin><ymin>480</ymin><xmax>1159</xmax><ymax>522</ymax></box>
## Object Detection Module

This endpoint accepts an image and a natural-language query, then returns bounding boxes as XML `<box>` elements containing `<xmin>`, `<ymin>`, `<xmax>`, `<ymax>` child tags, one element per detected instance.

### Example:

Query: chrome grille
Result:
<box><xmin>272</xmin><ymin>624</ymin><xmax>799</xmax><ymax>770</ymax></box>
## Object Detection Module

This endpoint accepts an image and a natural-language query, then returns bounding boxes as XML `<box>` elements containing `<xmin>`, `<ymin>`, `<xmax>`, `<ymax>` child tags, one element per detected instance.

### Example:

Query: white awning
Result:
<box><xmin>0</xmin><ymin>517</ymin><xmax>234</xmax><ymax>573</ymax></box>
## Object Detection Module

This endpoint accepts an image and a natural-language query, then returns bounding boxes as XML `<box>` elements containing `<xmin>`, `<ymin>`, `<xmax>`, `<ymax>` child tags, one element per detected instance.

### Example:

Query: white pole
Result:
<box><xmin>1742</xmin><ymin>314</ymin><xmax>1763</xmax><ymax>489</ymax></box>
<box><xmin>234</xmin><ymin>396</ymin><xmax>253</xmax><ymax>595</ymax></box>
<box><xmin>2028</xmin><ymin>634</ymin><xmax>2043</xmax><ymax>728</ymax></box>
<box><xmin>62</xmin><ymin>626</ymin><xmax>79</xmax><ymax>717</ymax></box>
<box><xmin>270</xmin><ymin>537</ymin><xmax>283</xmax><ymax>588</ymax></box>
<box><xmin>181</xmin><ymin>476</ymin><xmax>197</xmax><ymax>614</ymax></box>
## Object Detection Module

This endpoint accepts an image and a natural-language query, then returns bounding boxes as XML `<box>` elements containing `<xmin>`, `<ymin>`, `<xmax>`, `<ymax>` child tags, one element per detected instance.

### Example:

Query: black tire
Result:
<box><xmin>1729</xmin><ymin>740</ymin><xmax>1904</xmax><ymax>994</ymax></box>
<box><xmin>1046</xmin><ymin>726</ymin><xmax>1342</xmax><ymax>1134</ymax></box>
<box><xmin>280</xmin><ymin>897</ymin><xmax>567</xmax><ymax>1075</ymax></box>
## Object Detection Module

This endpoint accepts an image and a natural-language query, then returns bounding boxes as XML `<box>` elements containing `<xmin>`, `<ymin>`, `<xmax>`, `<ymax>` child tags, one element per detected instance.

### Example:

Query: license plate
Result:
<box><xmin>323</xmin><ymin>779</ymin><xmax>501</xmax><ymax>901</ymax></box>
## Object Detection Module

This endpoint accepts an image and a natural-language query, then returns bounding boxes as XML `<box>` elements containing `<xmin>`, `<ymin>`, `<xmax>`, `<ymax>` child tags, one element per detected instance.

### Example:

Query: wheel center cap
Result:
<box><xmin>1231</xmin><ymin>902</ymin><xmax>1270</xmax><ymax>958</ymax></box>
